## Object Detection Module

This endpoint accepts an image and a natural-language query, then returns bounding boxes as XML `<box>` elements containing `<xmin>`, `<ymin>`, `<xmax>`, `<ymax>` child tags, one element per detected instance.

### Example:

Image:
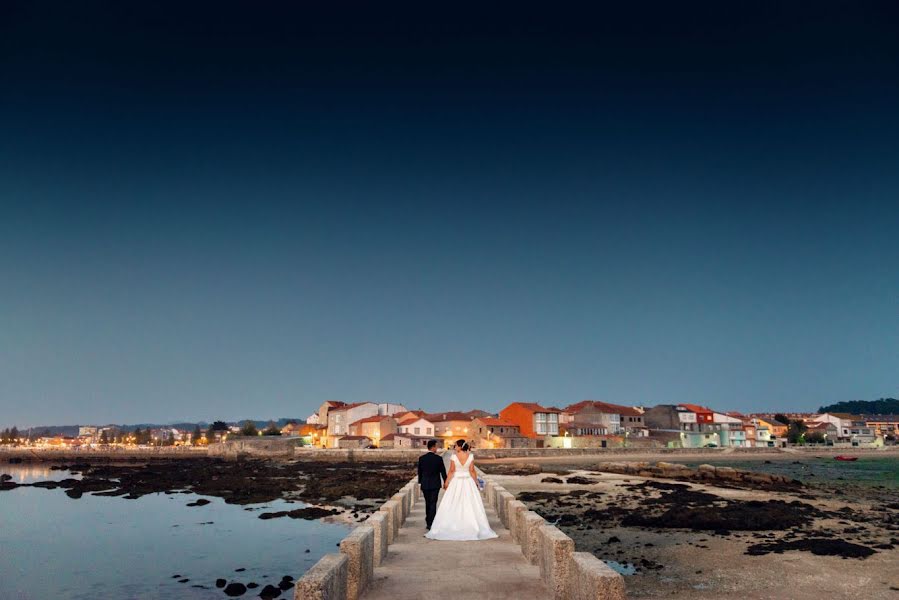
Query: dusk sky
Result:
<box><xmin>1</xmin><ymin>1</ymin><xmax>897</xmax><ymax>426</ymax></box>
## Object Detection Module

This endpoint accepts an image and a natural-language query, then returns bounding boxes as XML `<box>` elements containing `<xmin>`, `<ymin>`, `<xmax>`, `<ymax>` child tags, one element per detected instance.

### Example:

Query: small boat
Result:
<box><xmin>833</xmin><ymin>455</ymin><xmax>858</xmax><ymax>462</ymax></box>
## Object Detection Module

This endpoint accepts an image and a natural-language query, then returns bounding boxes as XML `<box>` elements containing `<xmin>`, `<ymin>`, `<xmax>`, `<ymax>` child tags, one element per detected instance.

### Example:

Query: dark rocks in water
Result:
<box><xmin>541</xmin><ymin>477</ymin><xmax>564</xmax><ymax>484</ymax></box>
<box><xmin>281</xmin><ymin>575</ymin><xmax>294</xmax><ymax>582</ymax></box>
<box><xmin>223</xmin><ymin>582</ymin><xmax>247</xmax><ymax>596</ymax></box>
<box><xmin>235</xmin><ymin>568</ymin><xmax>246</xmax><ymax>572</ymax></box>
<box><xmin>31</xmin><ymin>481</ymin><xmax>60</xmax><ymax>489</ymax></box>
<box><xmin>607</xmin><ymin>536</ymin><xmax>621</xmax><ymax>544</ymax></box>
<box><xmin>745</xmin><ymin>537</ymin><xmax>876</xmax><ymax>559</ymax></box>
<box><xmin>178</xmin><ymin>578</ymin><xmax>190</xmax><ymax>583</ymax></box>
<box><xmin>216</xmin><ymin>578</ymin><xmax>227</xmax><ymax>588</ymax></box>
<box><xmin>278</xmin><ymin>579</ymin><xmax>294</xmax><ymax>590</ymax></box>
<box><xmin>304</xmin><ymin>549</ymin><xmax>311</xmax><ymax>553</ymax></box>
<box><xmin>65</xmin><ymin>489</ymin><xmax>83</xmax><ymax>499</ymax></box>
<box><xmin>247</xmin><ymin>582</ymin><xmax>259</xmax><ymax>589</ymax></box>
<box><xmin>6</xmin><ymin>457</ymin><xmax>414</xmax><ymax>513</ymax></box>
<box><xmin>259</xmin><ymin>584</ymin><xmax>282</xmax><ymax>598</ymax></box>
<box><xmin>0</xmin><ymin>481</ymin><xmax>18</xmax><ymax>491</ymax></box>
<box><xmin>0</xmin><ymin>474</ymin><xmax>11</xmax><ymax>481</ymax></box>
<box><xmin>172</xmin><ymin>574</ymin><xmax>181</xmax><ymax>578</ymax></box>
<box><xmin>566</xmin><ymin>476</ymin><xmax>598</xmax><ymax>485</ymax></box>
<box><xmin>186</xmin><ymin>498</ymin><xmax>211</xmax><ymax>507</ymax></box>
<box><xmin>258</xmin><ymin>507</ymin><xmax>340</xmax><ymax>520</ymax></box>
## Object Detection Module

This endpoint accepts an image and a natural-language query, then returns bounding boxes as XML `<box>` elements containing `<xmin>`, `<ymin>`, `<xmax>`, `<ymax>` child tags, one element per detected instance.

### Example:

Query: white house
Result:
<box><xmin>397</xmin><ymin>416</ymin><xmax>434</xmax><ymax>438</ymax></box>
<box><xmin>305</xmin><ymin>413</ymin><xmax>321</xmax><ymax>425</ymax></box>
<box><xmin>813</xmin><ymin>413</ymin><xmax>877</xmax><ymax>443</ymax></box>
<box><xmin>327</xmin><ymin>402</ymin><xmax>379</xmax><ymax>440</ymax></box>
<box><xmin>713</xmin><ymin>412</ymin><xmax>748</xmax><ymax>447</ymax></box>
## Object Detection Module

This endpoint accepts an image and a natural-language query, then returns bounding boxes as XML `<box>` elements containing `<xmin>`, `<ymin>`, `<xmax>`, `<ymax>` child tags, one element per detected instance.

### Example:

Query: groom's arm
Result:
<box><xmin>439</xmin><ymin>460</ymin><xmax>447</xmax><ymax>485</ymax></box>
<box><xmin>417</xmin><ymin>456</ymin><xmax>423</xmax><ymax>484</ymax></box>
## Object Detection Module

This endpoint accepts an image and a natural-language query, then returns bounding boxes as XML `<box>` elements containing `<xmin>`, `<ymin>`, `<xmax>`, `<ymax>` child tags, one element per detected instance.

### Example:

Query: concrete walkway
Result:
<box><xmin>363</xmin><ymin>490</ymin><xmax>550</xmax><ymax>599</ymax></box>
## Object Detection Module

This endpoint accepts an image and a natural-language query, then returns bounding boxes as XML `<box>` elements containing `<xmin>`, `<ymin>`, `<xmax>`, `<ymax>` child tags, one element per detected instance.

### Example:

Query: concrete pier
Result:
<box><xmin>362</xmin><ymin>489</ymin><xmax>549</xmax><ymax>599</ymax></box>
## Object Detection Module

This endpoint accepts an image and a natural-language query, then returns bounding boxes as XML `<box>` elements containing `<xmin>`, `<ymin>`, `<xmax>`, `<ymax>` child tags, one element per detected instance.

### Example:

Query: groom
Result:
<box><xmin>417</xmin><ymin>439</ymin><xmax>447</xmax><ymax>530</ymax></box>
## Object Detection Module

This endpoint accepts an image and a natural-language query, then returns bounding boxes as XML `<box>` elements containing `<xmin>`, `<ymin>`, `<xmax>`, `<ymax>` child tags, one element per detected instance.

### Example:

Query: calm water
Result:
<box><xmin>0</xmin><ymin>465</ymin><xmax>351</xmax><ymax>600</ymax></box>
<box><xmin>681</xmin><ymin>456</ymin><xmax>899</xmax><ymax>489</ymax></box>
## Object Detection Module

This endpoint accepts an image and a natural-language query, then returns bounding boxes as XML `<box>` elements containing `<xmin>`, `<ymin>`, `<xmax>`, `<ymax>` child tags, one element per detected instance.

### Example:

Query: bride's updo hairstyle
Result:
<box><xmin>461</xmin><ymin>442</ymin><xmax>471</xmax><ymax>452</ymax></box>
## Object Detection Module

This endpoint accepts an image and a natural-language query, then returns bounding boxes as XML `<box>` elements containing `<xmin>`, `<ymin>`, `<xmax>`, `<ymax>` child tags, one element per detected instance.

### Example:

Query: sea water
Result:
<box><xmin>0</xmin><ymin>464</ymin><xmax>350</xmax><ymax>599</ymax></box>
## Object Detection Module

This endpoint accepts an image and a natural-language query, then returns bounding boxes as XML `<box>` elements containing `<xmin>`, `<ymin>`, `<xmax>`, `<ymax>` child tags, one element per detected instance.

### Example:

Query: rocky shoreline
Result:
<box><xmin>487</xmin><ymin>459</ymin><xmax>899</xmax><ymax>599</ymax></box>
<box><xmin>1</xmin><ymin>456</ymin><xmax>414</xmax><ymax>522</ymax></box>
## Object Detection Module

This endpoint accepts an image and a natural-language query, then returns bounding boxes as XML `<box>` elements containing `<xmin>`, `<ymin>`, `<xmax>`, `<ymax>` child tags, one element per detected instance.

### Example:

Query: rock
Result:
<box><xmin>186</xmin><ymin>498</ymin><xmax>211</xmax><ymax>507</ymax></box>
<box><xmin>715</xmin><ymin>467</ymin><xmax>738</xmax><ymax>480</ymax></box>
<box><xmin>259</xmin><ymin>584</ymin><xmax>282</xmax><ymax>598</ymax></box>
<box><xmin>0</xmin><ymin>474</ymin><xmax>11</xmax><ymax>481</ymax></box>
<box><xmin>65</xmin><ymin>489</ymin><xmax>83</xmax><ymax>499</ymax></box>
<box><xmin>278</xmin><ymin>579</ymin><xmax>294</xmax><ymax>590</ymax></box>
<box><xmin>607</xmin><ymin>536</ymin><xmax>621</xmax><ymax>543</ymax></box>
<box><xmin>247</xmin><ymin>582</ymin><xmax>259</xmax><ymax>589</ymax></box>
<box><xmin>565</xmin><ymin>476</ymin><xmax>597</xmax><ymax>485</ymax></box>
<box><xmin>541</xmin><ymin>477</ymin><xmax>564</xmax><ymax>484</ymax></box>
<box><xmin>216</xmin><ymin>578</ymin><xmax>227</xmax><ymax>588</ymax></box>
<box><xmin>235</xmin><ymin>567</ymin><xmax>246</xmax><ymax>572</ymax></box>
<box><xmin>223</xmin><ymin>582</ymin><xmax>247</xmax><ymax>596</ymax></box>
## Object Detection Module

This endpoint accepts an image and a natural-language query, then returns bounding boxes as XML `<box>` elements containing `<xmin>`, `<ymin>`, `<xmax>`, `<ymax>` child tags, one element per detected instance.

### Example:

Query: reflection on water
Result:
<box><xmin>6</xmin><ymin>464</ymin><xmax>77</xmax><ymax>484</ymax></box>
<box><xmin>0</xmin><ymin>465</ymin><xmax>351</xmax><ymax>600</ymax></box>
<box><xmin>605</xmin><ymin>560</ymin><xmax>637</xmax><ymax>575</ymax></box>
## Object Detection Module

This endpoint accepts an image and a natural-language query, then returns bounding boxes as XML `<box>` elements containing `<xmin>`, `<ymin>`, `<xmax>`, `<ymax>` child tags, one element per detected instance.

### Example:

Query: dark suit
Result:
<box><xmin>417</xmin><ymin>450</ymin><xmax>447</xmax><ymax>529</ymax></box>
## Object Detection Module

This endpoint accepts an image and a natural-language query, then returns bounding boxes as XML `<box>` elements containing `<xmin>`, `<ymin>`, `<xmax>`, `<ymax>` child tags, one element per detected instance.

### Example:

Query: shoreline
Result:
<box><xmin>3</xmin><ymin>445</ymin><xmax>896</xmax><ymax>464</ymax></box>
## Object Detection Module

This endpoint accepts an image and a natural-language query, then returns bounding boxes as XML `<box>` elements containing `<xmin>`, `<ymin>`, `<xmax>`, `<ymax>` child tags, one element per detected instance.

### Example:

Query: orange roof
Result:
<box><xmin>380</xmin><ymin>434</ymin><xmax>396</xmax><ymax>441</ymax></box>
<box><xmin>349</xmin><ymin>415</ymin><xmax>394</xmax><ymax>426</ymax></box>
<box><xmin>506</xmin><ymin>402</ymin><xmax>562</xmax><ymax>414</ymax></box>
<box><xmin>679</xmin><ymin>403</ymin><xmax>714</xmax><ymax>414</ymax></box>
<box><xmin>398</xmin><ymin>415</ymin><xmax>431</xmax><ymax>426</ymax></box>
<box><xmin>475</xmin><ymin>418</ymin><xmax>518</xmax><ymax>427</ymax></box>
<box><xmin>424</xmin><ymin>412</ymin><xmax>476</xmax><ymax>422</ymax></box>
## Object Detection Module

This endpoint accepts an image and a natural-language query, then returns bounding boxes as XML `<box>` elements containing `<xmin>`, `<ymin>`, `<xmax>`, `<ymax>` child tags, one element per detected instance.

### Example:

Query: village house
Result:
<box><xmin>804</xmin><ymin>421</ymin><xmax>838</xmax><ymax>442</ymax></box>
<box><xmin>424</xmin><ymin>412</ymin><xmax>477</xmax><ymax>446</ymax></box>
<box><xmin>326</xmin><ymin>402</ymin><xmax>408</xmax><ymax>446</ymax></box>
<box><xmin>812</xmin><ymin>413</ymin><xmax>877</xmax><ymax>444</ymax></box>
<box><xmin>348</xmin><ymin>415</ymin><xmax>398</xmax><ymax>446</ymax></box>
<box><xmin>751</xmin><ymin>416</ymin><xmax>788</xmax><ymax>439</ymax></box>
<box><xmin>562</xmin><ymin>401</ymin><xmax>621</xmax><ymax>434</ymax></box>
<box><xmin>317</xmin><ymin>400</ymin><xmax>347</xmax><ymax>426</ymax></box>
<box><xmin>643</xmin><ymin>404</ymin><xmax>722</xmax><ymax>448</ymax></box>
<box><xmin>327</xmin><ymin>402</ymin><xmax>379</xmax><ymax>441</ymax></box>
<box><xmin>863</xmin><ymin>415</ymin><xmax>899</xmax><ymax>439</ymax></box>
<box><xmin>379</xmin><ymin>432</ymin><xmax>431</xmax><ymax>449</ymax></box>
<box><xmin>499</xmin><ymin>403</ymin><xmax>561</xmax><ymax>445</ymax></box>
<box><xmin>713</xmin><ymin>412</ymin><xmax>747</xmax><ymax>447</ymax></box>
<box><xmin>471</xmin><ymin>417</ymin><xmax>534</xmax><ymax>449</ymax></box>
<box><xmin>396</xmin><ymin>415</ymin><xmax>434</xmax><ymax>438</ymax></box>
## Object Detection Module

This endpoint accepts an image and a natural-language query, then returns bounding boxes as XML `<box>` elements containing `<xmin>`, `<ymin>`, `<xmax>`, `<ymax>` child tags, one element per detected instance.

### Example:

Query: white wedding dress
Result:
<box><xmin>425</xmin><ymin>453</ymin><xmax>498</xmax><ymax>541</ymax></box>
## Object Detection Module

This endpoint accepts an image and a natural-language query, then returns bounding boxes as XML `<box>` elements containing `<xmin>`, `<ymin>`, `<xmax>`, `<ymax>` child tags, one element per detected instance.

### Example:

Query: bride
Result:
<box><xmin>425</xmin><ymin>442</ymin><xmax>498</xmax><ymax>541</ymax></box>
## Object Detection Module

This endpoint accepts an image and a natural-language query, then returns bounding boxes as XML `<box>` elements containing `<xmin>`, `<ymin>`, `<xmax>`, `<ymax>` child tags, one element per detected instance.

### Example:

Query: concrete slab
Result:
<box><xmin>295</xmin><ymin>553</ymin><xmax>348</xmax><ymax>600</ymax></box>
<box><xmin>340</xmin><ymin>525</ymin><xmax>375</xmax><ymax>600</ymax></box>
<box><xmin>363</xmin><ymin>488</ymin><xmax>549</xmax><ymax>599</ymax></box>
<box><xmin>569</xmin><ymin>552</ymin><xmax>626</xmax><ymax>600</ymax></box>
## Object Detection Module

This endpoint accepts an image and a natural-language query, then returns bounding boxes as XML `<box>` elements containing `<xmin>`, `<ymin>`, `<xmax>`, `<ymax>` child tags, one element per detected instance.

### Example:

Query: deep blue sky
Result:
<box><xmin>1</xmin><ymin>1</ymin><xmax>897</xmax><ymax>426</ymax></box>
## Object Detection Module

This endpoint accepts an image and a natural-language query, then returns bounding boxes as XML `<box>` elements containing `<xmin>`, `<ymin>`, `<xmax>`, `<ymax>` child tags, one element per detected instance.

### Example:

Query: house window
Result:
<box><xmin>414</xmin><ymin>427</ymin><xmax>420</xmax><ymax>435</ymax></box>
<box><xmin>427</xmin><ymin>427</ymin><xmax>432</xmax><ymax>435</ymax></box>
